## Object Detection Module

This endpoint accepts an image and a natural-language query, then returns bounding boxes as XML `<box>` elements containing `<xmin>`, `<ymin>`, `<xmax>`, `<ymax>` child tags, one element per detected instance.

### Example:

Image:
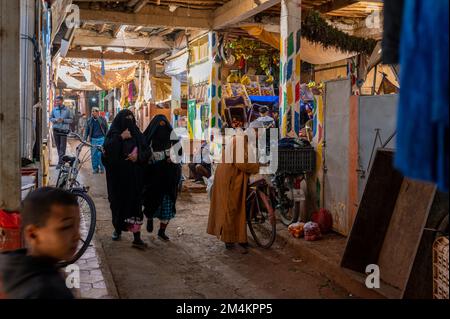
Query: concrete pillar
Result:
<box><xmin>279</xmin><ymin>0</ymin><xmax>302</xmax><ymax>137</ymax></box>
<box><xmin>0</xmin><ymin>0</ymin><xmax>21</xmax><ymax>210</ymax></box>
<box><xmin>208</xmin><ymin>31</ymin><xmax>222</xmax><ymax>132</ymax></box>
<box><xmin>20</xmin><ymin>0</ymin><xmax>36</xmax><ymax>161</ymax></box>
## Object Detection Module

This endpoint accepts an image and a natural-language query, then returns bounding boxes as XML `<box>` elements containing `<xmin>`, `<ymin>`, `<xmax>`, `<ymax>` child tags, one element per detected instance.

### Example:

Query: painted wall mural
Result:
<box><xmin>208</xmin><ymin>32</ymin><xmax>222</xmax><ymax>131</ymax></box>
<box><xmin>280</xmin><ymin>0</ymin><xmax>302</xmax><ymax>137</ymax></box>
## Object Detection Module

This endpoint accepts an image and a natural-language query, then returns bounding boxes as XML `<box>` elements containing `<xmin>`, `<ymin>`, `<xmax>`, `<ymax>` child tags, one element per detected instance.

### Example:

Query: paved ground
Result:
<box><xmin>57</xmin><ymin>141</ymin><xmax>350</xmax><ymax>299</ymax></box>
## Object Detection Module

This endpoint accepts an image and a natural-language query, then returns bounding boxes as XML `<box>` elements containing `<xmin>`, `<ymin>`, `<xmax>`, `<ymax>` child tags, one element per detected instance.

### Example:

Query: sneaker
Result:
<box><xmin>99</xmin><ymin>170</ymin><xmax>105</xmax><ymax>174</ymax></box>
<box><xmin>158</xmin><ymin>229</ymin><xmax>170</xmax><ymax>241</ymax></box>
<box><xmin>112</xmin><ymin>230</ymin><xmax>121</xmax><ymax>241</ymax></box>
<box><xmin>93</xmin><ymin>170</ymin><xmax>99</xmax><ymax>174</ymax></box>
<box><xmin>132</xmin><ymin>239</ymin><xmax>148</xmax><ymax>250</ymax></box>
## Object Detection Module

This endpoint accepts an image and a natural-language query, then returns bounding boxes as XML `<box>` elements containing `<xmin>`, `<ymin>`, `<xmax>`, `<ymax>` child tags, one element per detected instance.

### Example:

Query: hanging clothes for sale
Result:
<box><xmin>394</xmin><ymin>0</ymin><xmax>449</xmax><ymax>192</ymax></box>
<box><xmin>143</xmin><ymin>65</ymin><xmax>153</xmax><ymax>102</ymax></box>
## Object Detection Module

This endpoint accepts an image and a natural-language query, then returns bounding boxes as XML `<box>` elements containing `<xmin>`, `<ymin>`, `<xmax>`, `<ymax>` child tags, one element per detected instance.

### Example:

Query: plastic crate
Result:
<box><xmin>0</xmin><ymin>227</ymin><xmax>22</xmax><ymax>252</ymax></box>
<box><xmin>433</xmin><ymin>236</ymin><xmax>449</xmax><ymax>299</ymax></box>
<box><xmin>277</xmin><ymin>147</ymin><xmax>316</xmax><ymax>174</ymax></box>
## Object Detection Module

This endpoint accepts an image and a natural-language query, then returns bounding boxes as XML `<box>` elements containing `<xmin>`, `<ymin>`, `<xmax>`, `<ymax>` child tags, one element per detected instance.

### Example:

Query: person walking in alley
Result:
<box><xmin>50</xmin><ymin>96</ymin><xmax>73</xmax><ymax>169</ymax></box>
<box><xmin>142</xmin><ymin>115</ymin><xmax>182</xmax><ymax>241</ymax></box>
<box><xmin>84</xmin><ymin>107</ymin><xmax>108</xmax><ymax>174</ymax></box>
<box><xmin>102</xmin><ymin>110</ymin><xmax>150</xmax><ymax>249</ymax></box>
<box><xmin>207</xmin><ymin>133</ymin><xmax>259</xmax><ymax>254</ymax></box>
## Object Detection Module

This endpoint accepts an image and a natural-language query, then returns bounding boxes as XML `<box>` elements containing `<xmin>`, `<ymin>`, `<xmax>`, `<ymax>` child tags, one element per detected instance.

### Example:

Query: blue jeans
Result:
<box><xmin>91</xmin><ymin>137</ymin><xmax>105</xmax><ymax>172</ymax></box>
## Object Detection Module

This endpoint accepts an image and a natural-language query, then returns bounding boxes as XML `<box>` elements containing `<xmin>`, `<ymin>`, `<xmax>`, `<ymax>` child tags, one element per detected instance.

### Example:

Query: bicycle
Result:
<box><xmin>54</xmin><ymin>131</ymin><xmax>100</xmax><ymax>267</ymax></box>
<box><xmin>246</xmin><ymin>177</ymin><xmax>277</xmax><ymax>248</ymax></box>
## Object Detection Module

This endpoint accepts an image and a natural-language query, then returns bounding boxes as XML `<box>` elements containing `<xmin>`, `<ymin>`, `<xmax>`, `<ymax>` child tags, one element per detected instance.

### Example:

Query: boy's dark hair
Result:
<box><xmin>21</xmin><ymin>187</ymin><xmax>78</xmax><ymax>230</ymax></box>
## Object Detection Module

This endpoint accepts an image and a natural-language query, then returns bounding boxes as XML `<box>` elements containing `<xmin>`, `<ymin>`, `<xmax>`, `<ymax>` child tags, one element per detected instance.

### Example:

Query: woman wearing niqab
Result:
<box><xmin>102</xmin><ymin>109</ymin><xmax>150</xmax><ymax>249</ymax></box>
<box><xmin>142</xmin><ymin>115</ymin><xmax>182</xmax><ymax>241</ymax></box>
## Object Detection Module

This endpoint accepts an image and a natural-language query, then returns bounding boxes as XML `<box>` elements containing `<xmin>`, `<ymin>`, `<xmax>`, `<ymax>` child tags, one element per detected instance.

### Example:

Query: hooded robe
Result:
<box><xmin>102</xmin><ymin>109</ymin><xmax>149</xmax><ymax>232</ymax></box>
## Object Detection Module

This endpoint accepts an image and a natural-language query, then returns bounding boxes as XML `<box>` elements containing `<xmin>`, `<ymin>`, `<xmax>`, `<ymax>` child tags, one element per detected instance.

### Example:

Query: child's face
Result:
<box><xmin>25</xmin><ymin>204</ymin><xmax>80</xmax><ymax>262</ymax></box>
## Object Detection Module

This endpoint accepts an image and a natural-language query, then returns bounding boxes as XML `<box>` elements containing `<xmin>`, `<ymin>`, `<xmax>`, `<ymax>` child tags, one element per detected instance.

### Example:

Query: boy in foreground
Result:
<box><xmin>0</xmin><ymin>187</ymin><xmax>80</xmax><ymax>299</ymax></box>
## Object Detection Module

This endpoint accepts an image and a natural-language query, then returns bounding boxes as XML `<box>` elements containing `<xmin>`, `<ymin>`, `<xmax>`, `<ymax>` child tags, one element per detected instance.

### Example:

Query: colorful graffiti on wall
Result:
<box><xmin>208</xmin><ymin>32</ymin><xmax>222</xmax><ymax>130</ymax></box>
<box><xmin>279</xmin><ymin>0</ymin><xmax>302</xmax><ymax>137</ymax></box>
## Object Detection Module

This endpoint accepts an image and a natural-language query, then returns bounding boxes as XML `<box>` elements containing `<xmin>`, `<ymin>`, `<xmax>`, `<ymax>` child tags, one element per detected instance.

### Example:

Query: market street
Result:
<box><xmin>73</xmin><ymin>150</ymin><xmax>349</xmax><ymax>299</ymax></box>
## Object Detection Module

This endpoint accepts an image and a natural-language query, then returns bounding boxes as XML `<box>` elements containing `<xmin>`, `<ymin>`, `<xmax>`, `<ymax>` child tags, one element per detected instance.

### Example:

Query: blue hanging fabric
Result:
<box><xmin>101</xmin><ymin>58</ymin><xmax>106</xmax><ymax>77</ymax></box>
<box><xmin>395</xmin><ymin>0</ymin><xmax>449</xmax><ymax>192</ymax></box>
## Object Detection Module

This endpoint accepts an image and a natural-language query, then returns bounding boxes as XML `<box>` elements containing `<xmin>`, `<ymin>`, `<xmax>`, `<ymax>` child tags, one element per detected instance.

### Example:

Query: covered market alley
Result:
<box><xmin>0</xmin><ymin>0</ymin><xmax>448</xmax><ymax>300</ymax></box>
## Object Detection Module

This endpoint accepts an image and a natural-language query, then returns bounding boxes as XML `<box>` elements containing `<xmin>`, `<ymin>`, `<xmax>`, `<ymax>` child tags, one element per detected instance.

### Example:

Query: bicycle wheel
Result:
<box><xmin>58</xmin><ymin>190</ymin><xmax>96</xmax><ymax>267</ymax></box>
<box><xmin>247</xmin><ymin>190</ymin><xmax>276</xmax><ymax>248</ymax></box>
<box><xmin>276</xmin><ymin>175</ymin><xmax>297</xmax><ymax>226</ymax></box>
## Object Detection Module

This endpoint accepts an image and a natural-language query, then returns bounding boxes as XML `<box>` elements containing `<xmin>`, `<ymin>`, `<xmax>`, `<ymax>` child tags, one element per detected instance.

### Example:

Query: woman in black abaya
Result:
<box><xmin>102</xmin><ymin>109</ymin><xmax>150</xmax><ymax>249</ymax></box>
<box><xmin>142</xmin><ymin>115</ymin><xmax>182</xmax><ymax>241</ymax></box>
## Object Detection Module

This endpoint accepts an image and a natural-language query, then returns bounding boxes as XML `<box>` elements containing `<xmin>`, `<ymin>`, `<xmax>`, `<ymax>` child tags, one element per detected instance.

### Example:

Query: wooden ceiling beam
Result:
<box><xmin>133</xmin><ymin>0</ymin><xmax>149</xmax><ymax>13</ymax></box>
<box><xmin>79</xmin><ymin>6</ymin><xmax>211</xmax><ymax>29</ymax></box>
<box><xmin>213</xmin><ymin>0</ymin><xmax>280</xmax><ymax>29</ymax></box>
<box><xmin>72</xmin><ymin>29</ymin><xmax>172</xmax><ymax>49</ymax></box>
<box><xmin>66</xmin><ymin>49</ymin><xmax>151</xmax><ymax>61</ymax></box>
<box><xmin>316</xmin><ymin>0</ymin><xmax>382</xmax><ymax>14</ymax></box>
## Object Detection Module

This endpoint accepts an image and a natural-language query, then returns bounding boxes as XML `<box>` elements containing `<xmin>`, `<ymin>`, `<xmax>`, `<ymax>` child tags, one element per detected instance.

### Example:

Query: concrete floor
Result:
<box><xmin>72</xmin><ymin>164</ymin><xmax>350</xmax><ymax>299</ymax></box>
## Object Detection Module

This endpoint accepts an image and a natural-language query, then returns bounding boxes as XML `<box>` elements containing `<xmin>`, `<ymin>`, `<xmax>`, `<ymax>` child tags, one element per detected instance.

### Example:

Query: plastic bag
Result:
<box><xmin>304</xmin><ymin>222</ymin><xmax>322</xmax><ymax>241</ymax></box>
<box><xmin>0</xmin><ymin>210</ymin><xmax>21</xmax><ymax>230</ymax></box>
<box><xmin>288</xmin><ymin>222</ymin><xmax>305</xmax><ymax>238</ymax></box>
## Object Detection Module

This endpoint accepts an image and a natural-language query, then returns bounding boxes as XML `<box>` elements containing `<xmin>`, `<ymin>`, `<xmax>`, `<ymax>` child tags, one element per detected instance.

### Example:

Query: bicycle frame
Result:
<box><xmin>57</xmin><ymin>132</ymin><xmax>103</xmax><ymax>191</ymax></box>
<box><xmin>247</xmin><ymin>178</ymin><xmax>276</xmax><ymax>225</ymax></box>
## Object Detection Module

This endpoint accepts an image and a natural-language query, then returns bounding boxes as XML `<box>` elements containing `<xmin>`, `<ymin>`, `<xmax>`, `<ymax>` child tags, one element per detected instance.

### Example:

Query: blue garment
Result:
<box><xmin>50</xmin><ymin>106</ymin><xmax>73</xmax><ymax>131</ymax></box>
<box><xmin>153</xmin><ymin>194</ymin><xmax>176</xmax><ymax>221</ymax></box>
<box><xmin>395</xmin><ymin>0</ymin><xmax>449</xmax><ymax>192</ymax></box>
<box><xmin>91</xmin><ymin>119</ymin><xmax>104</xmax><ymax>138</ymax></box>
<box><xmin>91</xmin><ymin>137</ymin><xmax>105</xmax><ymax>173</ymax></box>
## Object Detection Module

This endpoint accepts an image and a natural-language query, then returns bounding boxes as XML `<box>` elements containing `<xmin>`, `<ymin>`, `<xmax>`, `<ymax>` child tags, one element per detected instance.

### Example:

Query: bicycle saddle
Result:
<box><xmin>62</xmin><ymin>155</ymin><xmax>76</xmax><ymax>164</ymax></box>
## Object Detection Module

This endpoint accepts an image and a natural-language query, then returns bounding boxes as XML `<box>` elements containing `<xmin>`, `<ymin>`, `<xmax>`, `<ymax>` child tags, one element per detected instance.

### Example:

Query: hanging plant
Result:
<box><xmin>302</xmin><ymin>10</ymin><xmax>377</xmax><ymax>55</ymax></box>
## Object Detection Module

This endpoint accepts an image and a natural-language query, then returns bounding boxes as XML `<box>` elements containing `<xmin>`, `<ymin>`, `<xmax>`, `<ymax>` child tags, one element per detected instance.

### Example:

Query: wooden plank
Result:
<box><xmin>0</xmin><ymin>0</ymin><xmax>21</xmax><ymax>210</ymax></box>
<box><xmin>213</xmin><ymin>0</ymin><xmax>280</xmax><ymax>29</ymax></box>
<box><xmin>79</xmin><ymin>6</ymin><xmax>211</xmax><ymax>29</ymax></box>
<box><xmin>377</xmin><ymin>179</ymin><xmax>436</xmax><ymax>297</ymax></box>
<box><xmin>66</xmin><ymin>49</ymin><xmax>151</xmax><ymax>61</ymax></box>
<box><xmin>73</xmin><ymin>29</ymin><xmax>171</xmax><ymax>49</ymax></box>
<box><xmin>341</xmin><ymin>149</ymin><xmax>404</xmax><ymax>273</ymax></box>
<box><xmin>404</xmin><ymin>192</ymin><xmax>449</xmax><ymax>299</ymax></box>
<box><xmin>348</xmin><ymin>95</ymin><xmax>359</xmax><ymax>230</ymax></box>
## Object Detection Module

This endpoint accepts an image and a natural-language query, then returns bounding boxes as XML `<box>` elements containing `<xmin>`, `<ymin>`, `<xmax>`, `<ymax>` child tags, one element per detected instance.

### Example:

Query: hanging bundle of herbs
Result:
<box><xmin>302</xmin><ymin>10</ymin><xmax>377</xmax><ymax>55</ymax></box>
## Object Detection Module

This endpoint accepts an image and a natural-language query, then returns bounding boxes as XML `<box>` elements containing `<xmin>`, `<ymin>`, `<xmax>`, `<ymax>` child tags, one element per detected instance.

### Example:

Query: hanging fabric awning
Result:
<box><xmin>90</xmin><ymin>64</ymin><xmax>136</xmax><ymax>91</ymax></box>
<box><xmin>241</xmin><ymin>25</ymin><xmax>357</xmax><ymax>65</ymax></box>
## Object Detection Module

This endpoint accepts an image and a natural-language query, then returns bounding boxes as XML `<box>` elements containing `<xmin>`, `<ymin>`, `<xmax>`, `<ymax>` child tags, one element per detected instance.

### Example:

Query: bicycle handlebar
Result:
<box><xmin>68</xmin><ymin>132</ymin><xmax>103</xmax><ymax>151</ymax></box>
